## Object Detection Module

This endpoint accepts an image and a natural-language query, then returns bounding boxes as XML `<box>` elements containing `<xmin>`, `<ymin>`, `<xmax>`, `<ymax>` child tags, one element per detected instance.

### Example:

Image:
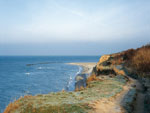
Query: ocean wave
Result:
<box><xmin>66</xmin><ymin>66</ymin><xmax>83</xmax><ymax>91</ymax></box>
<box><xmin>66</xmin><ymin>75</ymin><xmax>73</xmax><ymax>91</ymax></box>
<box><xmin>66</xmin><ymin>76</ymin><xmax>73</xmax><ymax>89</ymax></box>
<box><xmin>25</xmin><ymin>73</ymin><xmax>30</xmax><ymax>75</ymax></box>
<box><xmin>76</xmin><ymin>66</ymin><xmax>82</xmax><ymax>75</ymax></box>
<box><xmin>38</xmin><ymin>67</ymin><xmax>42</xmax><ymax>70</ymax></box>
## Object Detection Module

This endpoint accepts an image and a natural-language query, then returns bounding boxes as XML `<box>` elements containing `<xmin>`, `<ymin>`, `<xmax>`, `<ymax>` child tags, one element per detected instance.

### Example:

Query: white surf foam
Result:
<box><xmin>66</xmin><ymin>66</ymin><xmax>83</xmax><ymax>91</ymax></box>
<box><xmin>38</xmin><ymin>67</ymin><xmax>42</xmax><ymax>69</ymax></box>
<box><xmin>25</xmin><ymin>73</ymin><xmax>30</xmax><ymax>75</ymax></box>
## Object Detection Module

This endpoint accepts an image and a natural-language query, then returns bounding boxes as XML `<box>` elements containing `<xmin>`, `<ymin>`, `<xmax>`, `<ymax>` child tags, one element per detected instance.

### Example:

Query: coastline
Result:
<box><xmin>67</xmin><ymin>62</ymin><xmax>96</xmax><ymax>74</ymax></box>
<box><xmin>4</xmin><ymin>45</ymin><xmax>150</xmax><ymax>113</ymax></box>
<box><xmin>67</xmin><ymin>62</ymin><xmax>96</xmax><ymax>90</ymax></box>
<box><xmin>4</xmin><ymin>60</ymin><xmax>132</xmax><ymax>113</ymax></box>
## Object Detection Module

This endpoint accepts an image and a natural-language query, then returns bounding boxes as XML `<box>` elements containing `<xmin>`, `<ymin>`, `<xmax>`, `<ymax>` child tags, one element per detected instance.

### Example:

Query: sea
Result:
<box><xmin>0</xmin><ymin>56</ymin><xmax>100</xmax><ymax>112</ymax></box>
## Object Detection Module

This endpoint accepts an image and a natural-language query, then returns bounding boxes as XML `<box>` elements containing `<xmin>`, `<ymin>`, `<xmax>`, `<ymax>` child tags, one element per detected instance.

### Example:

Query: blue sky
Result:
<box><xmin>0</xmin><ymin>0</ymin><xmax>150</xmax><ymax>55</ymax></box>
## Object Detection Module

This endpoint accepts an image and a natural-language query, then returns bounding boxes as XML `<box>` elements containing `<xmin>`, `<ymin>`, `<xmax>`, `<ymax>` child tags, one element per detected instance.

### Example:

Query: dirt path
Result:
<box><xmin>89</xmin><ymin>76</ymin><xmax>136</xmax><ymax>113</ymax></box>
<box><xmin>89</xmin><ymin>77</ymin><xmax>146</xmax><ymax>113</ymax></box>
<box><xmin>69</xmin><ymin>62</ymin><xmax>146</xmax><ymax>113</ymax></box>
<box><xmin>133</xmin><ymin>81</ymin><xmax>145</xmax><ymax>113</ymax></box>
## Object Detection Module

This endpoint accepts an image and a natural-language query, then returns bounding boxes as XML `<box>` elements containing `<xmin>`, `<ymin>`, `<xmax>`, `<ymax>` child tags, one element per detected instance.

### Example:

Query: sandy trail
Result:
<box><xmin>89</xmin><ymin>76</ymin><xmax>136</xmax><ymax>113</ymax></box>
<box><xmin>89</xmin><ymin>77</ymin><xmax>146</xmax><ymax>113</ymax></box>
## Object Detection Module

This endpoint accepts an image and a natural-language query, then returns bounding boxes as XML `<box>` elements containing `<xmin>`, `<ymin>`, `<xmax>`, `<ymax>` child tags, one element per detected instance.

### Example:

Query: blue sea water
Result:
<box><xmin>0</xmin><ymin>56</ymin><xmax>99</xmax><ymax>112</ymax></box>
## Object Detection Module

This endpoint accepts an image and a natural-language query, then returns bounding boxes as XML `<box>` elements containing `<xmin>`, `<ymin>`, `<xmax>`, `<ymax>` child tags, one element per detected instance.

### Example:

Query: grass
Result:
<box><xmin>20</xmin><ymin>104</ymin><xmax>91</xmax><ymax>113</ymax></box>
<box><xmin>111</xmin><ymin>44</ymin><xmax>150</xmax><ymax>77</ymax></box>
<box><xmin>130</xmin><ymin>45</ymin><xmax>150</xmax><ymax>75</ymax></box>
<box><xmin>4</xmin><ymin>75</ymin><xmax>126</xmax><ymax>113</ymax></box>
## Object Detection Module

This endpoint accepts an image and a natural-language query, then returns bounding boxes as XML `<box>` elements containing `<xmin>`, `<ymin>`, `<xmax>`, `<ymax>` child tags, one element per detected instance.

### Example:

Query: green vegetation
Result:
<box><xmin>4</xmin><ymin>75</ymin><xmax>126</xmax><ymax>113</ymax></box>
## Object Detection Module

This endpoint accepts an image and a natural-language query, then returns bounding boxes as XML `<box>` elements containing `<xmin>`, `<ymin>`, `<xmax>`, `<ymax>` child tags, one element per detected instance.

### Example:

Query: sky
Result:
<box><xmin>0</xmin><ymin>0</ymin><xmax>150</xmax><ymax>55</ymax></box>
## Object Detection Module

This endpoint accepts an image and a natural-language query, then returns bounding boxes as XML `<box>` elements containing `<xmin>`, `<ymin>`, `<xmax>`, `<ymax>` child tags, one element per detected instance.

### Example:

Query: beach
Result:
<box><xmin>68</xmin><ymin>62</ymin><xmax>97</xmax><ymax>74</ymax></box>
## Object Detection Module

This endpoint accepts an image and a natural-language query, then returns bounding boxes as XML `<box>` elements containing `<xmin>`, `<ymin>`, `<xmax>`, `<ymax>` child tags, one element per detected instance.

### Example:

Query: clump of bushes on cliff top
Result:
<box><xmin>130</xmin><ymin>44</ymin><xmax>150</xmax><ymax>75</ymax></box>
<box><xmin>114</xmin><ymin>44</ymin><xmax>150</xmax><ymax>77</ymax></box>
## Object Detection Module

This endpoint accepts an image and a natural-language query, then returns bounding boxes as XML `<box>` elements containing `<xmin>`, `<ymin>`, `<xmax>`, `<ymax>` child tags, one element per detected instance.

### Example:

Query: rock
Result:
<box><xmin>99</xmin><ymin>55</ymin><xmax>110</xmax><ymax>64</ymax></box>
<box><xmin>113</xmin><ymin>66</ymin><xmax>126</xmax><ymax>75</ymax></box>
<box><xmin>91</xmin><ymin>53</ymin><xmax>127</xmax><ymax>77</ymax></box>
<box><xmin>75</xmin><ymin>74</ymin><xmax>87</xmax><ymax>91</ymax></box>
<box><xmin>75</xmin><ymin>75</ymin><xmax>84</xmax><ymax>81</ymax></box>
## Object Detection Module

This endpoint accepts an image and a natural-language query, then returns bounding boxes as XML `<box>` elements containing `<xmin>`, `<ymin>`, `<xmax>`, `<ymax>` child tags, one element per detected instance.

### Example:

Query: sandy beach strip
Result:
<box><xmin>67</xmin><ymin>62</ymin><xmax>97</xmax><ymax>74</ymax></box>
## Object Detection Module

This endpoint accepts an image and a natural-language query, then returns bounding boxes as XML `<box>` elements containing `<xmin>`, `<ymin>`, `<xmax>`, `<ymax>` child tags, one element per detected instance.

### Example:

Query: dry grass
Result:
<box><xmin>86</xmin><ymin>74</ymin><xmax>100</xmax><ymax>83</ymax></box>
<box><xmin>4</xmin><ymin>95</ymin><xmax>32</xmax><ymax>113</ymax></box>
<box><xmin>130</xmin><ymin>45</ymin><xmax>150</xmax><ymax>75</ymax></box>
<box><xmin>4</xmin><ymin>76</ymin><xmax>126</xmax><ymax>113</ymax></box>
<box><xmin>111</xmin><ymin>58</ymin><xmax>123</xmax><ymax>65</ymax></box>
<box><xmin>4</xmin><ymin>100</ymin><xmax>21</xmax><ymax>113</ymax></box>
<box><xmin>4</xmin><ymin>103</ymin><xmax>19</xmax><ymax>113</ymax></box>
<box><xmin>112</xmin><ymin>44</ymin><xmax>150</xmax><ymax>77</ymax></box>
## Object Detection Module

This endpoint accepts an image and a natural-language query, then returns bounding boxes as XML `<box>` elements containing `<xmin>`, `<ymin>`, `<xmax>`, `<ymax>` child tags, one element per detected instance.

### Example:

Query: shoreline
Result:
<box><xmin>69</xmin><ymin>62</ymin><xmax>96</xmax><ymax>91</ymax></box>
<box><xmin>67</xmin><ymin>62</ymin><xmax>97</xmax><ymax>90</ymax></box>
<box><xmin>67</xmin><ymin>62</ymin><xmax>96</xmax><ymax>74</ymax></box>
<box><xmin>4</xmin><ymin>45</ymin><xmax>149</xmax><ymax>113</ymax></box>
<box><xmin>4</xmin><ymin>62</ymin><xmax>131</xmax><ymax>113</ymax></box>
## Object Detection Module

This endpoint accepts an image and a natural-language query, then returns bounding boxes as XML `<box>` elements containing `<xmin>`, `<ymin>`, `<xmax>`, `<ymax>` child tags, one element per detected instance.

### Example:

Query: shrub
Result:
<box><xmin>130</xmin><ymin>45</ymin><xmax>150</xmax><ymax>75</ymax></box>
<box><xmin>87</xmin><ymin>74</ymin><xmax>99</xmax><ymax>83</ymax></box>
<box><xmin>112</xmin><ymin>43</ymin><xmax>150</xmax><ymax>77</ymax></box>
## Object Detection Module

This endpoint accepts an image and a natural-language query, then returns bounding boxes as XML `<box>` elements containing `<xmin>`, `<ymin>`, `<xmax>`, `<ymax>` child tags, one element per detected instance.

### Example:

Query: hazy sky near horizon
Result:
<box><xmin>0</xmin><ymin>0</ymin><xmax>150</xmax><ymax>55</ymax></box>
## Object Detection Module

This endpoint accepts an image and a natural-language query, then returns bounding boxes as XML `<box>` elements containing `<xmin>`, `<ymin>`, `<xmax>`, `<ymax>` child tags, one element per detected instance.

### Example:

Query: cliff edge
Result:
<box><xmin>87</xmin><ymin>44</ymin><xmax>150</xmax><ymax>113</ymax></box>
<box><xmin>4</xmin><ymin>44</ymin><xmax>150</xmax><ymax>113</ymax></box>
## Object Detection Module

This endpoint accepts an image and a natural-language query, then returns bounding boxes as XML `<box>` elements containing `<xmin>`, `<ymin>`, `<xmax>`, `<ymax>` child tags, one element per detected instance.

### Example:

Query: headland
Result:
<box><xmin>4</xmin><ymin>44</ymin><xmax>150</xmax><ymax>113</ymax></box>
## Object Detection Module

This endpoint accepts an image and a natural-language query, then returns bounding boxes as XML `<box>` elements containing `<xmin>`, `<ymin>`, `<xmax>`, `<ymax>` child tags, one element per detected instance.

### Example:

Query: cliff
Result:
<box><xmin>4</xmin><ymin>61</ymin><xmax>129</xmax><ymax>113</ymax></box>
<box><xmin>89</xmin><ymin>44</ymin><xmax>150</xmax><ymax>79</ymax></box>
<box><xmin>87</xmin><ymin>44</ymin><xmax>150</xmax><ymax>112</ymax></box>
<box><xmin>4</xmin><ymin>76</ymin><xmax>127</xmax><ymax>113</ymax></box>
<box><xmin>4</xmin><ymin>44</ymin><xmax>150</xmax><ymax>113</ymax></box>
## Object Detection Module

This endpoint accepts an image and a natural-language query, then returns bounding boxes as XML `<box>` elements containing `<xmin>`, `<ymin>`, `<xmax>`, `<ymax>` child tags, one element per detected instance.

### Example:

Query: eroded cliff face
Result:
<box><xmin>86</xmin><ymin>52</ymin><xmax>130</xmax><ymax>89</ymax></box>
<box><xmin>91</xmin><ymin>54</ymin><xmax>126</xmax><ymax>78</ymax></box>
<box><xmin>91</xmin><ymin>44</ymin><xmax>150</xmax><ymax>78</ymax></box>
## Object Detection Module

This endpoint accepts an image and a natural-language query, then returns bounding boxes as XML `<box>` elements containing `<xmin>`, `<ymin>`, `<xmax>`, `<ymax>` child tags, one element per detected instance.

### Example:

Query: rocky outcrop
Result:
<box><xmin>75</xmin><ymin>74</ymin><xmax>86</xmax><ymax>91</ymax></box>
<box><xmin>91</xmin><ymin>54</ymin><xmax>126</xmax><ymax>78</ymax></box>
